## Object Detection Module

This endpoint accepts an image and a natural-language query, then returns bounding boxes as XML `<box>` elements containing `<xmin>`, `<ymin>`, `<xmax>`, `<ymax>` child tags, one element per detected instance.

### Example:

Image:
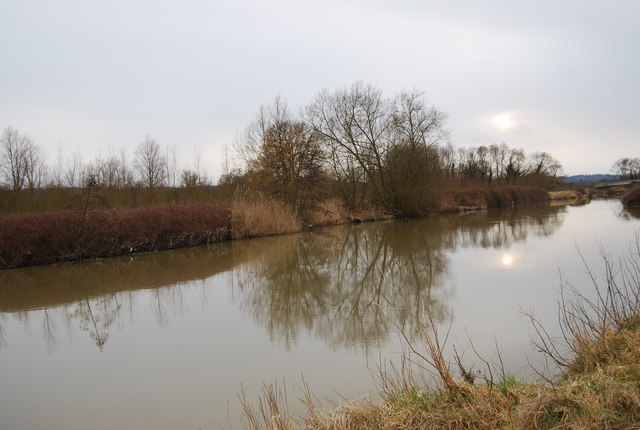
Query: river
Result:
<box><xmin>0</xmin><ymin>199</ymin><xmax>638</xmax><ymax>429</ymax></box>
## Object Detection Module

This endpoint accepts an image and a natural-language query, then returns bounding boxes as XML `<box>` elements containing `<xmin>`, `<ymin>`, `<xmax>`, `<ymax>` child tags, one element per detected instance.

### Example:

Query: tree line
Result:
<box><xmin>230</xmin><ymin>82</ymin><xmax>563</xmax><ymax>216</ymax></box>
<box><xmin>2</xmin><ymin>82</ymin><xmax>568</xmax><ymax>216</ymax></box>
<box><xmin>611</xmin><ymin>157</ymin><xmax>640</xmax><ymax>180</ymax></box>
<box><xmin>0</xmin><ymin>127</ymin><xmax>211</xmax><ymax>192</ymax></box>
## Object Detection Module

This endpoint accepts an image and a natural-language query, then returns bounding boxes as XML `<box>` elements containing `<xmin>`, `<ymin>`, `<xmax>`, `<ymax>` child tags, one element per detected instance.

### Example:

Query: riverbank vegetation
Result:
<box><xmin>240</xmin><ymin>238</ymin><xmax>640</xmax><ymax>429</ymax></box>
<box><xmin>1</xmin><ymin>83</ymin><xmax>564</xmax><ymax>268</ymax></box>
<box><xmin>622</xmin><ymin>187</ymin><xmax>640</xmax><ymax>208</ymax></box>
<box><xmin>0</xmin><ymin>185</ymin><xmax>552</xmax><ymax>269</ymax></box>
<box><xmin>1</xmin><ymin>83</ymin><xmax>562</xmax><ymax>216</ymax></box>
<box><xmin>0</xmin><ymin>202</ymin><xmax>230</xmax><ymax>269</ymax></box>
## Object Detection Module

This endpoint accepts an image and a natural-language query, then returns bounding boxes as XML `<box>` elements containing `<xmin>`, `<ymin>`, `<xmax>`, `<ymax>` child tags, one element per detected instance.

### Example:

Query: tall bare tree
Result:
<box><xmin>165</xmin><ymin>145</ymin><xmax>179</xmax><ymax>187</ymax></box>
<box><xmin>385</xmin><ymin>90</ymin><xmax>449</xmax><ymax>213</ymax></box>
<box><xmin>0</xmin><ymin>126</ymin><xmax>46</xmax><ymax>191</ymax></box>
<box><xmin>306</xmin><ymin>84</ymin><xmax>448</xmax><ymax>211</ymax></box>
<box><xmin>134</xmin><ymin>135</ymin><xmax>167</xmax><ymax>188</ymax></box>
<box><xmin>305</xmin><ymin>82</ymin><xmax>392</xmax><ymax>208</ymax></box>
<box><xmin>64</xmin><ymin>151</ymin><xmax>84</xmax><ymax>188</ymax></box>
<box><xmin>611</xmin><ymin>157</ymin><xmax>640</xmax><ymax>179</ymax></box>
<box><xmin>528</xmin><ymin>151</ymin><xmax>562</xmax><ymax>177</ymax></box>
<box><xmin>23</xmin><ymin>140</ymin><xmax>47</xmax><ymax>190</ymax></box>
<box><xmin>1</xmin><ymin>127</ymin><xmax>27</xmax><ymax>190</ymax></box>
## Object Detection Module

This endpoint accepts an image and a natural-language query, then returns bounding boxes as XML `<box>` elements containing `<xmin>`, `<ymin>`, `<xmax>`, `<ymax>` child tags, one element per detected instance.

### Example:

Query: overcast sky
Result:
<box><xmin>1</xmin><ymin>0</ymin><xmax>638</xmax><ymax>179</ymax></box>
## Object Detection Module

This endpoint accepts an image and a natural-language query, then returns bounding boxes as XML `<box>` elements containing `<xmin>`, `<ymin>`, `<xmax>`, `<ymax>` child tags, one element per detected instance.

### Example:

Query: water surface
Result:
<box><xmin>0</xmin><ymin>200</ymin><xmax>637</xmax><ymax>429</ymax></box>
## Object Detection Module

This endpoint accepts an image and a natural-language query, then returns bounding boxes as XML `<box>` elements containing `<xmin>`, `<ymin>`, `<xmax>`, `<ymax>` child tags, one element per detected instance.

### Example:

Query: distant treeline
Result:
<box><xmin>610</xmin><ymin>157</ymin><xmax>640</xmax><ymax>180</ymax></box>
<box><xmin>1</xmin><ymin>82</ymin><xmax>563</xmax><ymax>216</ymax></box>
<box><xmin>562</xmin><ymin>174</ymin><xmax>618</xmax><ymax>184</ymax></box>
<box><xmin>228</xmin><ymin>83</ymin><xmax>563</xmax><ymax>217</ymax></box>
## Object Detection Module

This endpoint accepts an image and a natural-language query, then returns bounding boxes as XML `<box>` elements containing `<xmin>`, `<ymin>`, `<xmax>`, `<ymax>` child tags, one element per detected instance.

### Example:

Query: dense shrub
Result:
<box><xmin>622</xmin><ymin>186</ymin><xmax>640</xmax><ymax>207</ymax></box>
<box><xmin>0</xmin><ymin>202</ymin><xmax>231</xmax><ymax>269</ymax></box>
<box><xmin>451</xmin><ymin>186</ymin><xmax>549</xmax><ymax>210</ymax></box>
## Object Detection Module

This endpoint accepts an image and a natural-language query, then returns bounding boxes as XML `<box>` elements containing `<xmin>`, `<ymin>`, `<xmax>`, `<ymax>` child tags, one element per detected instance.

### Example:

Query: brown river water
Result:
<box><xmin>0</xmin><ymin>199</ymin><xmax>638</xmax><ymax>429</ymax></box>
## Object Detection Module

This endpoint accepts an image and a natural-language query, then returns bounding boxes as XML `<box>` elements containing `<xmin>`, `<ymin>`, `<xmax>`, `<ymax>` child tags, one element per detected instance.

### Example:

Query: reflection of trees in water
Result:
<box><xmin>0</xmin><ymin>203</ymin><xmax>567</xmax><ymax>352</ymax></box>
<box><xmin>2</xmin><ymin>284</ymin><xmax>189</xmax><ymax>352</ymax></box>
<box><xmin>71</xmin><ymin>296</ymin><xmax>121</xmax><ymax>351</ymax></box>
<box><xmin>614</xmin><ymin>200</ymin><xmax>640</xmax><ymax>221</ymax></box>
<box><xmin>0</xmin><ymin>245</ymin><xmax>227</xmax><ymax>352</ymax></box>
<box><xmin>231</xmin><ymin>204</ymin><xmax>566</xmax><ymax>351</ymax></box>
<box><xmin>451</xmin><ymin>204</ymin><xmax>565</xmax><ymax>249</ymax></box>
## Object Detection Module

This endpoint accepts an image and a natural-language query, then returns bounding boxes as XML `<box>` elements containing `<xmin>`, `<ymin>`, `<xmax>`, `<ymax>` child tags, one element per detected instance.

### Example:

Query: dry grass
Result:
<box><xmin>0</xmin><ymin>185</ymin><xmax>233</xmax><ymax>214</ymax></box>
<box><xmin>306</xmin><ymin>198</ymin><xmax>349</xmax><ymax>227</ymax></box>
<box><xmin>239</xmin><ymin>234</ymin><xmax>640</xmax><ymax>430</ymax></box>
<box><xmin>231</xmin><ymin>192</ymin><xmax>303</xmax><ymax>239</ymax></box>
<box><xmin>548</xmin><ymin>190</ymin><xmax>588</xmax><ymax>201</ymax></box>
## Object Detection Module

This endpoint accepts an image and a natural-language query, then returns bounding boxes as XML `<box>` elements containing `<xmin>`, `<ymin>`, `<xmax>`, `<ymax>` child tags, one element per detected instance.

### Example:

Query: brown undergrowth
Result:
<box><xmin>231</xmin><ymin>195</ymin><xmax>302</xmax><ymax>240</ymax></box>
<box><xmin>0</xmin><ymin>202</ymin><xmax>231</xmax><ymax>269</ymax></box>
<box><xmin>450</xmin><ymin>186</ymin><xmax>549</xmax><ymax>211</ymax></box>
<box><xmin>622</xmin><ymin>187</ymin><xmax>640</xmax><ymax>208</ymax></box>
<box><xmin>1</xmin><ymin>186</ymin><xmax>552</xmax><ymax>269</ymax></box>
<box><xmin>239</xmin><ymin>234</ymin><xmax>640</xmax><ymax>430</ymax></box>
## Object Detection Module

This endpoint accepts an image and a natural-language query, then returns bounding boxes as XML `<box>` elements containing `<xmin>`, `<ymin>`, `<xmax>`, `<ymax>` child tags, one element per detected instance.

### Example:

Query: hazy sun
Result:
<box><xmin>501</xmin><ymin>254</ymin><xmax>513</xmax><ymax>266</ymax></box>
<box><xmin>493</xmin><ymin>113</ymin><xmax>514</xmax><ymax>131</ymax></box>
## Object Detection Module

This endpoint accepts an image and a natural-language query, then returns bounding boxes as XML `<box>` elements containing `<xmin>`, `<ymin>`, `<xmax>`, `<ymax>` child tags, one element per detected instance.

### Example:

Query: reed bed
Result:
<box><xmin>230</xmin><ymin>194</ymin><xmax>302</xmax><ymax>240</ymax></box>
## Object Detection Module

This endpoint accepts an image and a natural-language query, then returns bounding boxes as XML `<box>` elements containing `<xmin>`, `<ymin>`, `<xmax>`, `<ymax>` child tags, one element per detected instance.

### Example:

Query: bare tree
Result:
<box><xmin>0</xmin><ymin>127</ymin><xmax>47</xmax><ymax>191</ymax></box>
<box><xmin>236</xmin><ymin>97</ymin><xmax>325</xmax><ymax>213</ymax></box>
<box><xmin>0</xmin><ymin>126</ymin><xmax>29</xmax><ymax>190</ymax></box>
<box><xmin>49</xmin><ymin>144</ymin><xmax>65</xmax><ymax>187</ymax></box>
<box><xmin>65</xmin><ymin>151</ymin><xmax>84</xmax><ymax>188</ymax></box>
<box><xmin>180</xmin><ymin>147</ymin><xmax>210</xmax><ymax>187</ymax></box>
<box><xmin>527</xmin><ymin>151</ymin><xmax>562</xmax><ymax>177</ymax></box>
<box><xmin>385</xmin><ymin>90</ymin><xmax>448</xmax><ymax>213</ymax></box>
<box><xmin>505</xmin><ymin>147</ymin><xmax>525</xmax><ymax>183</ymax></box>
<box><xmin>611</xmin><ymin>157</ymin><xmax>640</xmax><ymax>180</ymax></box>
<box><xmin>116</xmin><ymin>148</ymin><xmax>134</xmax><ymax>187</ymax></box>
<box><xmin>306</xmin><ymin>84</ymin><xmax>448</xmax><ymax>211</ymax></box>
<box><xmin>192</xmin><ymin>147</ymin><xmax>209</xmax><ymax>186</ymax></box>
<box><xmin>134</xmin><ymin>135</ymin><xmax>167</xmax><ymax>188</ymax></box>
<box><xmin>489</xmin><ymin>143</ymin><xmax>509</xmax><ymax>180</ymax></box>
<box><xmin>23</xmin><ymin>140</ymin><xmax>47</xmax><ymax>191</ymax></box>
<box><xmin>165</xmin><ymin>145</ymin><xmax>179</xmax><ymax>187</ymax></box>
<box><xmin>305</xmin><ymin>83</ymin><xmax>392</xmax><ymax>208</ymax></box>
<box><xmin>89</xmin><ymin>149</ymin><xmax>134</xmax><ymax>188</ymax></box>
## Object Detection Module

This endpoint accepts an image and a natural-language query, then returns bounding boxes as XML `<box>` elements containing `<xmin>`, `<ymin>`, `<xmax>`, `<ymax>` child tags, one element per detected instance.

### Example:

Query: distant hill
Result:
<box><xmin>562</xmin><ymin>174</ymin><xmax>619</xmax><ymax>184</ymax></box>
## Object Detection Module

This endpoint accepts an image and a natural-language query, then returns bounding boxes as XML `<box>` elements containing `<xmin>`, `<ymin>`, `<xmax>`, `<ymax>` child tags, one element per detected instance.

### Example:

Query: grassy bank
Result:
<box><xmin>241</xmin><ymin>238</ymin><xmax>640</xmax><ymax>430</ymax></box>
<box><xmin>0</xmin><ymin>186</ymin><xmax>551</xmax><ymax>269</ymax></box>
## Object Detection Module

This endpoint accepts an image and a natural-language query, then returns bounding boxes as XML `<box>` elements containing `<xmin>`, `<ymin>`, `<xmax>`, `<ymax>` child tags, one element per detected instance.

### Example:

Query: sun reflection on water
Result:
<box><xmin>501</xmin><ymin>254</ymin><xmax>514</xmax><ymax>267</ymax></box>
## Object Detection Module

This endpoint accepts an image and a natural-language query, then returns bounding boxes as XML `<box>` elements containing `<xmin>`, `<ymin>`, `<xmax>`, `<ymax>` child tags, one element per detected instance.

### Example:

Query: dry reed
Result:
<box><xmin>231</xmin><ymin>192</ymin><xmax>302</xmax><ymax>240</ymax></box>
<box><xmin>306</xmin><ymin>198</ymin><xmax>349</xmax><ymax>227</ymax></box>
